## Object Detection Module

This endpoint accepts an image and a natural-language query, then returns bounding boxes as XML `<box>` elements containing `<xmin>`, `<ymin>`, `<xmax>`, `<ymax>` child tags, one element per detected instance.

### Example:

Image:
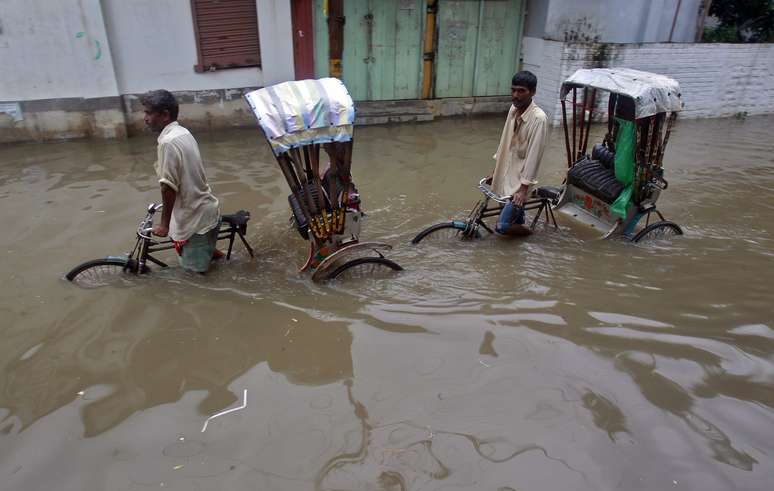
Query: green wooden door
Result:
<box><xmin>314</xmin><ymin>0</ymin><xmax>523</xmax><ymax>101</ymax></box>
<box><xmin>435</xmin><ymin>0</ymin><xmax>524</xmax><ymax>98</ymax></box>
<box><xmin>313</xmin><ymin>0</ymin><xmax>423</xmax><ymax>101</ymax></box>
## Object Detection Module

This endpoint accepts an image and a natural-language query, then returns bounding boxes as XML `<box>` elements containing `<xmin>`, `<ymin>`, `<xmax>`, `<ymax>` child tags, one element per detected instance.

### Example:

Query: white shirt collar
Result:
<box><xmin>158</xmin><ymin>121</ymin><xmax>179</xmax><ymax>142</ymax></box>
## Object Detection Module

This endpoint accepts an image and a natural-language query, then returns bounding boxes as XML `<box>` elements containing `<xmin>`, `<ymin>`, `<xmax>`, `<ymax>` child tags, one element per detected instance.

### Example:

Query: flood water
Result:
<box><xmin>0</xmin><ymin>114</ymin><xmax>773</xmax><ymax>490</ymax></box>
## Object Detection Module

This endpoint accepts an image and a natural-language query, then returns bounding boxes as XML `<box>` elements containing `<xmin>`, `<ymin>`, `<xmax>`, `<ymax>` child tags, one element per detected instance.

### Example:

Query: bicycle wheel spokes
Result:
<box><xmin>632</xmin><ymin>221</ymin><xmax>683</xmax><ymax>243</ymax></box>
<box><xmin>66</xmin><ymin>258</ymin><xmax>138</xmax><ymax>288</ymax></box>
<box><xmin>411</xmin><ymin>222</ymin><xmax>467</xmax><ymax>244</ymax></box>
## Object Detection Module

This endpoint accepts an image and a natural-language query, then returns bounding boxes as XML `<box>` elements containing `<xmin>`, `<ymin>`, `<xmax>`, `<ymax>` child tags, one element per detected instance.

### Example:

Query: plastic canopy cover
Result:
<box><xmin>245</xmin><ymin>77</ymin><xmax>356</xmax><ymax>156</ymax></box>
<box><xmin>560</xmin><ymin>68</ymin><xmax>683</xmax><ymax>119</ymax></box>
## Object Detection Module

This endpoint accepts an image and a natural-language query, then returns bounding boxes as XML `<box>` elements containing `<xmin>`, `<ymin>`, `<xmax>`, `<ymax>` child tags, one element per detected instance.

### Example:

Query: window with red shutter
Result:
<box><xmin>190</xmin><ymin>0</ymin><xmax>261</xmax><ymax>72</ymax></box>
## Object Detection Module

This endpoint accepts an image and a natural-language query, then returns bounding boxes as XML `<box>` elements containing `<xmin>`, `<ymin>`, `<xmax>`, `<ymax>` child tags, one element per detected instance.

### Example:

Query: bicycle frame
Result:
<box><xmin>121</xmin><ymin>203</ymin><xmax>253</xmax><ymax>274</ymax></box>
<box><xmin>462</xmin><ymin>178</ymin><xmax>558</xmax><ymax>238</ymax></box>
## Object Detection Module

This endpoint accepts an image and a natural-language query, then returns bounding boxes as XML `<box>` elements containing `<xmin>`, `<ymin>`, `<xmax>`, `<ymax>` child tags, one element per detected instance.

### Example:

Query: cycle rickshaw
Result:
<box><xmin>412</xmin><ymin>67</ymin><xmax>684</xmax><ymax>244</ymax></box>
<box><xmin>244</xmin><ymin>78</ymin><xmax>402</xmax><ymax>281</ymax></box>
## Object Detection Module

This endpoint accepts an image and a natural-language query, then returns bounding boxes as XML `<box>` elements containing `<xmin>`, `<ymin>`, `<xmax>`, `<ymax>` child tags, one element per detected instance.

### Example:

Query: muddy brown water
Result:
<box><xmin>0</xmin><ymin>115</ymin><xmax>772</xmax><ymax>490</ymax></box>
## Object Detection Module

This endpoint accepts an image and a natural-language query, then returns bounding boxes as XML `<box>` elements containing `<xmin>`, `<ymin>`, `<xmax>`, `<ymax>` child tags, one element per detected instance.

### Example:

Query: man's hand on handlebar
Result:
<box><xmin>485</xmin><ymin>174</ymin><xmax>493</xmax><ymax>185</ymax></box>
<box><xmin>152</xmin><ymin>224</ymin><xmax>169</xmax><ymax>237</ymax></box>
<box><xmin>512</xmin><ymin>185</ymin><xmax>529</xmax><ymax>207</ymax></box>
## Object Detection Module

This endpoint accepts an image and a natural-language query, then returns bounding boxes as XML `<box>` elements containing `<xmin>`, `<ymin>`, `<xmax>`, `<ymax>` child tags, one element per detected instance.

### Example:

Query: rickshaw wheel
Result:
<box><xmin>326</xmin><ymin>257</ymin><xmax>403</xmax><ymax>280</ymax></box>
<box><xmin>632</xmin><ymin>221</ymin><xmax>683</xmax><ymax>243</ymax></box>
<box><xmin>411</xmin><ymin>222</ymin><xmax>471</xmax><ymax>244</ymax></box>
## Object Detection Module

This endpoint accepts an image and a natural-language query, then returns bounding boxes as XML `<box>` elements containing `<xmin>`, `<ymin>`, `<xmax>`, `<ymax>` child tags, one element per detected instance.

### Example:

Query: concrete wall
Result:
<box><xmin>522</xmin><ymin>37</ymin><xmax>774</xmax><ymax>125</ymax></box>
<box><xmin>101</xmin><ymin>0</ymin><xmax>294</xmax><ymax>94</ymax></box>
<box><xmin>0</xmin><ymin>0</ymin><xmax>125</xmax><ymax>140</ymax></box>
<box><xmin>526</xmin><ymin>0</ymin><xmax>703</xmax><ymax>43</ymax></box>
<box><xmin>101</xmin><ymin>0</ymin><xmax>295</xmax><ymax>136</ymax></box>
<box><xmin>0</xmin><ymin>0</ymin><xmax>120</xmax><ymax>100</ymax></box>
<box><xmin>0</xmin><ymin>0</ymin><xmax>295</xmax><ymax>142</ymax></box>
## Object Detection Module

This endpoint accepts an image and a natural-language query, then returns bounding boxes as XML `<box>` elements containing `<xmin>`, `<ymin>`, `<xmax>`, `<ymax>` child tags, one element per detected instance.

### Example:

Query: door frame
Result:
<box><xmin>291</xmin><ymin>0</ymin><xmax>316</xmax><ymax>80</ymax></box>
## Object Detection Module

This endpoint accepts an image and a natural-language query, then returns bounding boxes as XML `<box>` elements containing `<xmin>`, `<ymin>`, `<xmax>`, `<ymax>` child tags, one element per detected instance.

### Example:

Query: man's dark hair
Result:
<box><xmin>141</xmin><ymin>89</ymin><xmax>179</xmax><ymax>120</ymax></box>
<box><xmin>512</xmin><ymin>71</ymin><xmax>537</xmax><ymax>92</ymax></box>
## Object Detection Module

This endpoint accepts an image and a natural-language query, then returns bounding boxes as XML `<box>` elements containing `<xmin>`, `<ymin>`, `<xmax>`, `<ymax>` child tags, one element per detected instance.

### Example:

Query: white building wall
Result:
<box><xmin>102</xmin><ymin>0</ymin><xmax>294</xmax><ymax>94</ymax></box>
<box><xmin>0</xmin><ymin>0</ymin><xmax>120</xmax><ymax>100</ymax></box>
<box><xmin>521</xmin><ymin>36</ymin><xmax>566</xmax><ymax>123</ymax></box>
<box><xmin>522</xmin><ymin>37</ymin><xmax>774</xmax><ymax>125</ymax></box>
<box><xmin>256</xmin><ymin>0</ymin><xmax>295</xmax><ymax>86</ymax></box>
<box><xmin>527</xmin><ymin>0</ymin><xmax>702</xmax><ymax>43</ymax></box>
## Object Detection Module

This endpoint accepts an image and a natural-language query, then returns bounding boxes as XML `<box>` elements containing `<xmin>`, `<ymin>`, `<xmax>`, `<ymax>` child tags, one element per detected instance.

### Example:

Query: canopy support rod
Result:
<box><xmin>572</xmin><ymin>88</ymin><xmax>577</xmax><ymax>164</ymax></box>
<box><xmin>561</xmin><ymin>99</ymin><xmax>572</xmax><ymax>168</ymax></box>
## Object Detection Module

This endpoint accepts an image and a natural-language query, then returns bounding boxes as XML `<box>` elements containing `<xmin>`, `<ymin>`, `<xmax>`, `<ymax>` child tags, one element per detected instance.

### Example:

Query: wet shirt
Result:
<box><xmin>154</xmin><ymin>121</ymin><xmax>220</xmax><ymax>241</ymax></box>
<box><xmin>491</xmin><ymin>101</ymin><xmax>548</xmax><ymax>197</ymax></box>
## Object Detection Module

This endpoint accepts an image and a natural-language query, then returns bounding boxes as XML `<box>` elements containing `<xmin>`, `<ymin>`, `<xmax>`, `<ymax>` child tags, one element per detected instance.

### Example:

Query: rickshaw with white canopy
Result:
<box><xmin>555</xmin><ymin>68</ymin><xmax>685</xmax><ymax>241</ymax></box>
<box><xmin>410</xmin><ymin>68</ymin><xmax>684</xmax><ymax>245</ymax></box>
<box><xmin>245</xmin><ymin>78</ymin><xmax>402</xmax><ymax>281</ymax></box>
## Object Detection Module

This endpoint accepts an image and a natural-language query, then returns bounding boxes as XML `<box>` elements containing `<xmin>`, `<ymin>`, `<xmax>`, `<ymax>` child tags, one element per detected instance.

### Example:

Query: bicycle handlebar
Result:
<box><xmin>137</xmin><ymin>203</ymin><xmax>163</xmax><ymax>239</ymax></box>
<box><xmin>477</xmin><ymin>177</ymin><xmax>511</xmax><ymax>204</ymax></box>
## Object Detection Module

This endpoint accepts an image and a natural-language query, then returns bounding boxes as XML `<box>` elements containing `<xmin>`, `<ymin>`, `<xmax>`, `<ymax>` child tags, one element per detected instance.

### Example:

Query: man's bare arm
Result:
<box><xmin>153</xmin><ymin>183</ymin><xmax>176</xmax><ymax>237</ymax></box>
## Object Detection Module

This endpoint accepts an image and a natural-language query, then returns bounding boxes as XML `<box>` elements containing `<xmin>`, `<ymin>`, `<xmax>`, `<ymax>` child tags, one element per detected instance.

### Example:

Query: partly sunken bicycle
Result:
<box><xmin>413</xmin><ymin>67</ymin><xmax>684</xmax><ymax>245</ymax></box>
<box><xmin>65</xmin><ymin>204</ymin><xmax>254</xmax><ymax>287</ymax></box>
<box><xmin>411</xmin><ymin>178</ymin><xmax>560</xmax><ymax>244</ymax></box>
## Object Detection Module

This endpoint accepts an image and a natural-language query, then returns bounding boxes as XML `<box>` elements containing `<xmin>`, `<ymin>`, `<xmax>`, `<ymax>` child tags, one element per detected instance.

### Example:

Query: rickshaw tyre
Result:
<box><xmin>66</xmin><ymin>258</ymin><xmax>149</xmax><ymax>286</ymax></box>
<box><xmin>411</xmin><ymin>222</ymin><xmax>465</xmax><ymax>244</ymax></box>
<box><xmin>632</xmin><ymin>221</ymin><xmax>683</xmax><ymax>243</ymax></box>
<box><xmin>326</xmin><ymin>257</ymin><xmax>403</xmax><ymax>280</ymax></box>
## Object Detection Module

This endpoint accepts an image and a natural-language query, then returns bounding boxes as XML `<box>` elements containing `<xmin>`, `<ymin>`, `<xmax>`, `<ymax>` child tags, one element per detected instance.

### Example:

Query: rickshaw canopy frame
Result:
<box><xmin>560</xmin><ymin>68</ymin><xmax>683</xmax><ymax>120</ymax></box>
<box><xmin>245</xmin><ymin>78</ymin><xmax>356</xmax><ymax>156</ymax></box>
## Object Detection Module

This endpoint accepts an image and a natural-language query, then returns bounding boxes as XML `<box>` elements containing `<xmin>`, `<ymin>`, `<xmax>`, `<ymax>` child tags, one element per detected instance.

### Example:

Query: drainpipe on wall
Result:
<box><xmin>668</xmin><ymin>0</ymin><xmax>683</xmax><ymax>42</ymax></box>
<box><xmin>328</xmin><ymin>0</ymin><xmax>344</xmax><ymax>78</ymax></box>
<box><xmin>421</xmin><ymin>0</ymin><xmax>438</xmax><ymax>99</ymax></box>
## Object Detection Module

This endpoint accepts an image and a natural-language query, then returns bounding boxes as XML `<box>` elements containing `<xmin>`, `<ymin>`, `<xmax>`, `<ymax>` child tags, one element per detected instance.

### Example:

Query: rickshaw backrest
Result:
<box><xmin>567</xmin><ymin>157</ymin><xmax>624</xmax><ymax>204</ymax></box>
<box><xmin>592</xmin><ymin>144</ymin><xmax>616</xmax><ymax>170</ymax></box>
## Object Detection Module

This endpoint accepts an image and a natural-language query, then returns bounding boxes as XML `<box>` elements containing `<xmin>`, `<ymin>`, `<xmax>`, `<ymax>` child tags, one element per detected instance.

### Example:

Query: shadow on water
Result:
<box><xmin>0</xmin><ymin>288</ymin><xmax>354</xmax><ymax>437</ymax></box>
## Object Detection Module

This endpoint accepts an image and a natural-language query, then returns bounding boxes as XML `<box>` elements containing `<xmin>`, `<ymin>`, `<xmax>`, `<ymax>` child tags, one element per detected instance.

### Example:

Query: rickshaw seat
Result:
<box><xmin>592</xmin><ymin>144</ymin><xmax>616</xmax><ymax>169</ymax></box>
<box><xmin>567</xmin><ymin>156</ymin><xmax>624</xmax><ymax>204</ymax></box>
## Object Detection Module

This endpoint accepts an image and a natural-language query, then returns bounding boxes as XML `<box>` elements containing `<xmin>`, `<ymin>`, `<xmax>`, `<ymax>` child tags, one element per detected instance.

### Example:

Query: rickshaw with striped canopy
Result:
<box><xmin>245</xmin><ymin>78</ymin><xmax>402</xmax><ymax>281</ymax></box>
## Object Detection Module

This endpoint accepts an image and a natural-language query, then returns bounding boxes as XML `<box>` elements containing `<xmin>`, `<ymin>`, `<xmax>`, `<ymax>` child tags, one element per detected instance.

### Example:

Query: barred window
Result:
<box><xmin>191</xmin><ymin>0</ymin><xmax>261</xmax><ymax>72</ymax></box>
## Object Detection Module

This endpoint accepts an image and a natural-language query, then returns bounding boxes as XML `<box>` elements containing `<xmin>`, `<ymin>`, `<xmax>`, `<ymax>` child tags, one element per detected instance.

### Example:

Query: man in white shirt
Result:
<box><xmin>141</xmin><ymin>90</ymin><xmax>221</xmax><ymax>273</ymax></box>
<box><xmin>487</xmin><ymin>71</ymin><xmax>548</xmax><ymax>236</ymax></box>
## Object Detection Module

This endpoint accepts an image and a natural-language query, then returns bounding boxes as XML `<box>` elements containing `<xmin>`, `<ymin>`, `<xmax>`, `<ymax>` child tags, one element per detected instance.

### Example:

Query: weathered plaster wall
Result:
<box><xmin>0</xmin><ymin>0</ymin><xmax>126</xmax><ymax>140</ymax></box>
<box><xmin>0</xmin><ymin>0</ymin><xmax>294</xmax><ymax>142</ymax></box>
<box><xmin>101</xmin><ymin>0</ymin><xmax>294</xmax><ymax>94</ymax></box>
<box><xmin>522</xmin><ymin>37</ymin><xmax>774</xmax><ymax>125</ymax></box>
<box><xmin>526</xmin><ymin>0</ymin><xmax>703</xmax><ymax>43</ymax></box>
<box><xmin>255</xmin><ymin>0</ymin><xmax>295</xmax><ymax>86</ymax></box>
<box><xmin>0</xmin><ymin>0</ymin><xmax>120</xmax><ymax>99</ymax></box>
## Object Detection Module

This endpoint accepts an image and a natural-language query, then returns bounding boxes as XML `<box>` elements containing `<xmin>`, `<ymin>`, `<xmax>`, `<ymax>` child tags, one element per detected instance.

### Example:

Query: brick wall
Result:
<box><xmin>522</xmin><ymin>37</ymin><xmax>774</xmax><ymax>125</ymax></box>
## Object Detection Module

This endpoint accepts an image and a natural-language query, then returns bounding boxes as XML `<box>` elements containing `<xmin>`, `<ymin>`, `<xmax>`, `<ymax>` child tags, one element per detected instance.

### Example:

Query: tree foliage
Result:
<box><xmin>704</xmin><ymin>0</ymin><xmax>774</xmax><ymax>42</ymax></box>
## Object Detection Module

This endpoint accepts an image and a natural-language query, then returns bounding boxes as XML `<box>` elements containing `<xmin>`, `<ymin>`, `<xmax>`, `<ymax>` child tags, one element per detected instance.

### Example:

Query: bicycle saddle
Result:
<box><xmin>536</xmin><ymin>186</ymin><xmax>561</xmax><ymax>203</ymax></box>
<box><xmin>222</xmin><ymin>210</ymin><xmax>251</xmax><ymax>228</ymax></box>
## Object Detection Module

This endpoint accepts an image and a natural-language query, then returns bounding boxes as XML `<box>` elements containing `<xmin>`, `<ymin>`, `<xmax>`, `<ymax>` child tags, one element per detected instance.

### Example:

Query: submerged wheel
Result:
<box><xmin>326</xmin><ymin>257</ymin><xmax>403</xmax><ymax>280</ymax></box>
<box><xmin>411</xmin><ymin>221</ymin><xmax>471</xmax><ymax>244</ymax></box>
<box><xmin>632</xmin><ymin>221</ymin><xmax>683</xmax><ymax>243</ymax></box>
<box><xmin>65</xmin><ymin>257</ymin><xmax>148</xmax><ymax>288</ymax></box>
